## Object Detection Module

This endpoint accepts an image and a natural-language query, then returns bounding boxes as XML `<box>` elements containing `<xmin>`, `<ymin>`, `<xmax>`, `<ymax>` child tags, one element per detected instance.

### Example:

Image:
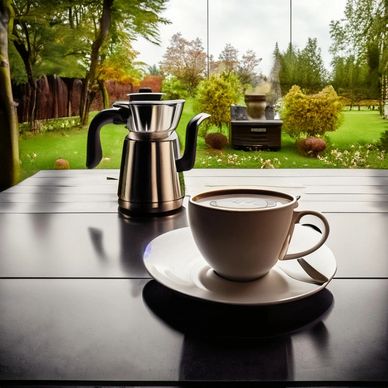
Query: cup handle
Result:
<box><xmin>282</xmin><ymin>210</ymin><xmax>330</xmax><ymax>260</ymax></box>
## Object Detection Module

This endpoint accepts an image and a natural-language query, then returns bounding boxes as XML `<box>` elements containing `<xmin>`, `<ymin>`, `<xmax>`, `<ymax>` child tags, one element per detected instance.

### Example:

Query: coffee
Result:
<box><xmin>196</xmin><ymin>193</ymin><xmax>290</xmax><ymax>210</ymax></box>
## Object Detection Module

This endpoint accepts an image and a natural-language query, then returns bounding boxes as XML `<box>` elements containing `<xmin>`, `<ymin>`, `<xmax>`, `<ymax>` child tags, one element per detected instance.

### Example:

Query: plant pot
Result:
<box><xmin>244</xmin><ymin>94</ymin><xmax>267</xmax><ymax>120</ymax></box>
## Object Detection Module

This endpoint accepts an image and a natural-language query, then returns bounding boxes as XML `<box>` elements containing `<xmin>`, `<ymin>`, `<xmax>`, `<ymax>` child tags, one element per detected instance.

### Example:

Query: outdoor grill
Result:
<box><xmin>229</xmin><ymin>97</ymin><xmax>282</xmax><ymax>150</ymax></box>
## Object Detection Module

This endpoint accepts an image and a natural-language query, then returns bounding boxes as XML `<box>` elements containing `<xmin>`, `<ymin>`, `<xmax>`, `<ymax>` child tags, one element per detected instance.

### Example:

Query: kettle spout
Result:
<box><xmin>175</xmin><ymin>113</ymin><xmax>210</xmax><ymax>172</ymax></box>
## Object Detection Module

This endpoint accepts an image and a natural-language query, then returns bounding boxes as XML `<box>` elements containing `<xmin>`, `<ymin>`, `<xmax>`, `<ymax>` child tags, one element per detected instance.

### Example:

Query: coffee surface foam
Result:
<box><xmin>195</xmin><ymin>193</ymin><xmax>290</xmax><ymax>210</ymax></box>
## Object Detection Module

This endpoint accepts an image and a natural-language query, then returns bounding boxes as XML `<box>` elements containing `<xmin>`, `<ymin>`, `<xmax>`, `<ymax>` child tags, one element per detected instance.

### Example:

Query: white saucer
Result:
<box><xmin>143</xmin><ymin>225</ymin><xmax>337</xmax><ymax>305</ymax></box>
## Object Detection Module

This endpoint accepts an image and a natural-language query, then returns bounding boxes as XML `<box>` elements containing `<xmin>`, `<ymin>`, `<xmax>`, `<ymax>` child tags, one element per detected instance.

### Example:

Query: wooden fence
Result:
<box><xmin>12</xmin><ymin>75</ymin><xmax>162</xmax><ymax>123</ymax></box>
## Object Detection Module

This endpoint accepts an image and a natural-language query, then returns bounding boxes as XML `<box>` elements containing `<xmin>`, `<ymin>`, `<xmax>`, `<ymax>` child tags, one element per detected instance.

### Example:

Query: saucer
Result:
<box><xmin>143</xmin><ymin>225</ymin><xmax>337</xmax><ymax>305</ymax></box>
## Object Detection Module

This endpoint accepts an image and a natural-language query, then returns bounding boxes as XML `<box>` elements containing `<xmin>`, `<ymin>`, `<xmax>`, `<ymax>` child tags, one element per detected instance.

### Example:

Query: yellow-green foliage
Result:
<box><xmin>194</xmin><ymin>73</ymin><xmax>242</xmax><ymax>134</ymax></box>
<box><xmin>281</xmin><ymin>85</ymin><xmax>343</xmax><ymax>138</ymax></box>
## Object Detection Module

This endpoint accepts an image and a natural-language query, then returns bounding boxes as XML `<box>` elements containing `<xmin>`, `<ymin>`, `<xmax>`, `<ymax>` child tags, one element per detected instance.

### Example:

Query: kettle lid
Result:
<box><xmin>128</xmin><ymin>88</ymin><xmax>164</xmax><ymax>102</ymax></box>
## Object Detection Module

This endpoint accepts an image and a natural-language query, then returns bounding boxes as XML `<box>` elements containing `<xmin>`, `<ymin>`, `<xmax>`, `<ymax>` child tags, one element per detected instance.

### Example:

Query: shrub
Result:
<box><xmin>161</xmin><ymin>76</ymin><xmax>189</xmax><ymax>99</ymax></box>
<box><xmin>139</xmin><ymin>75</ymin><xmax>162</xmax><ymax>92</ymax></box>
<box><xmin>281</xmin><ymin>85</ymin><xmax>343</xmax><ymax>139</ymax></box>
<box><xmin>54</xmin><ymin>159</ymin><xmax>70</xmax><ymax>169</ymax></box>
<box><xmin>194</xmin><ymin>73</ymin><xmax>243</xmax><ymax>135</ymax></box>
<box><xmin>298</xmin><ymin>137</ymin><xmax>327</xmax><ymax>157</ymax></box>
<box><xmin>380</xmin><ymin>130</ymin><xmax>388</xmax><ymax>151</ymax></box>
<box><xmin>19</xmin><ymin>116</ymin><xmax>80</xmax><ymax>134</ymax></box>
<box><xmin>205</xmin><ymin>132</ymin><xmax>228</xmax><ymax>150</ymax></box>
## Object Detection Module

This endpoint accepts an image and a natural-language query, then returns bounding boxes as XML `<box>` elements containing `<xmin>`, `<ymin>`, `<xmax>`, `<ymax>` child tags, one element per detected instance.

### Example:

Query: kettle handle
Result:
<box><xmin>176</xmin><ymin>113</ymin><xmax>210</xmax><ymax>172</ymax></box>
<box><xmin>86</xmin><ymin>108</ymin><xmax>129</xmax><ymax>169</ymax></box>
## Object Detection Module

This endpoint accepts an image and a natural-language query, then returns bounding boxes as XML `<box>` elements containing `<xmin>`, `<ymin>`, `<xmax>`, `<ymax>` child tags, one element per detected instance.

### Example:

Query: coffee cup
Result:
<box><xmin>188</xmin><ymin>188</ymin><xmax>330</xmax><ymax>281</ymax></box>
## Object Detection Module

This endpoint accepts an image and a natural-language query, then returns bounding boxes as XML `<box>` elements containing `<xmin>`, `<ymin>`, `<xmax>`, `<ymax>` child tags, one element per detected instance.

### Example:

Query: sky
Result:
<box><xmin>132</xmin><ymin>0</ymin><xmax>348</xmax><ymax>76</ymax></box>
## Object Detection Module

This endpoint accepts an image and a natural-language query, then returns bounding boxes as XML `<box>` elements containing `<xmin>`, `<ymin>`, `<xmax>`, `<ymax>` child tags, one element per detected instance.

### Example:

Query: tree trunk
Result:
<box><xmin>79</xmin><ymin>0</ymin><xmax>113</xmax><ymax>126</ymax></box>
<box><xmin>99</xmin><ymin>79</ymin><xmax>109</xmax><ymax>108</ymax></box>
<box><xmin>12</xmin><ymin>22</ymin><xmax>37</xmax><ymax>130</ymax></box>
<box><xmin>0</xmin><ymin>1</ymin><xmax>19</xmax><ymax>190</ymax></box>
<box><xmin>380</xmin><ymin>1</ymin><xmax>388</xmax><ymax>116</ymax></box>
<box><xmin>383</xmin><ymin>74</ymin><xmax>388</xmax><ymax>118</ymax></box>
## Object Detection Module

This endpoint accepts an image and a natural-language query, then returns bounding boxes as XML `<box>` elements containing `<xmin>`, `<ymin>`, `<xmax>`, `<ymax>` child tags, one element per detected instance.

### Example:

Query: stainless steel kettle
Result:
<box><xmin>86</xmin><ymin>90</ymin><xmax>209</xmax><ymax>216</ymax></box>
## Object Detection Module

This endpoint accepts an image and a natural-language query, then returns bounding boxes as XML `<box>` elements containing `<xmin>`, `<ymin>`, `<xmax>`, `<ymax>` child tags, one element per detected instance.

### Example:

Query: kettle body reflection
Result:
<box><xmin>86</xmin><ymin>89</ymin><xmax>210</xmax><ymax>215</ymax></box>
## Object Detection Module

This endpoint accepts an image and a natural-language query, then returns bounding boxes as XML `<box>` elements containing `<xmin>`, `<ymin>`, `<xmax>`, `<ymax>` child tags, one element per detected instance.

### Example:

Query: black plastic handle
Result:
<box><xmin>86</xmin><ymin>108</ymin><xmax>129</xmax><ymax>169</ymax></box>
<box><xmin>176</xmin><ymin>113</ymin><xmax>210</xmax><ymax>172</ymax></box>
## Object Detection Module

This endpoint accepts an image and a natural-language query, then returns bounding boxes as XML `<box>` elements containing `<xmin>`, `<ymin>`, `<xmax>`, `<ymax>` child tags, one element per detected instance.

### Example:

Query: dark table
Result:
<box><xmin>0</xmin><ymin>169</ymin><xmax>387</xmax><ymax>387</ymax></box>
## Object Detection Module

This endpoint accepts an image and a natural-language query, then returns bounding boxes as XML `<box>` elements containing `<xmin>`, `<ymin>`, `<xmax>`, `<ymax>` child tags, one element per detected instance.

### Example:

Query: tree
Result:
<box><xmin>330</xmin><ymin>0</ymin><xmax>386</xmax><ymax>59</ymax></box>
<box><xmin>78</xmin><ymin>0</ymin><xmax>114</xmax><ymax>125</ymax></box>
<box><xmin>10</xmin><ymin>0</ymin><xmax>169</xmax><ymax>126</ymax></box>
<box><xmin>330</xmin><ymin>0</ymin><xmax>387</xmax><ymax>108</ymax></box>
<box><xmin>0</xmin><ymin>0</ymin><xmax>19</xmax><ymax>189</ymax></box>
<box><xmin>64</xmin><ymin>0</ymin><xmax>168</xmax><ymax>125</ymax></box>
<box><xmin>268</xmin><ymin>42</ymin><xmax>282</xmax><ymax>105</ymax></box>
<box><xmin>278</xmin><ymin>39</ymin><xmax>327</xmax><ymax>95</ymax></box>
<box><xmin>147</xmin><ymin>64</ymin><xmax>161</xmax><ymax>75</ymax></box>
<box><xmin>79</xmin><ymin>0</ymin><xmax>169</xmax><ymax>125</ymax></box>
<box><xmin>11</xmin><ymin>0</ymin><xmax>58</xmax><ymax>130</ymax></box>
<box><xmin>10</xmin><ymin>1</ymin><xmax>96</xmax><ymax>127</ymax></box>
<box><xmin>331</xmin><ymin>55</ymin><xmax>370</xmax><ymax>105</ymax></box>
<box><xmin>217</xmin><ymin>43</ymin><xmax>239</xmax><ymax>75</ymax></box>
<box><xmin>298</xmin><ymin>38</ymin><xmax>327</xmax><ymax>93</ymax></box>
<box><xmin>215</xmin><ymin>44</ymin><xmax>261</xmax><ymax>88</ymax></box>
<box><xmin>278</xmin><ymin>43</ymin><xmax>299</xmax><ymax>94</ymax></box>
<box><xmin>160</xmin><ymin>33</ymin><xmax>206</xmax><ymax>95</ymax></box>
<box><xmin>97</xmin><ymin>41</ymin><xmax>144</xmax><ymax>108</ymax></box>
<box><xmin>237</xmin><ymin>49</ymin><xmax>261</xmax><ymax>88</ymax></box>
<box><xmin>365</xmin><ymin>41</ymin><xmax>381</xmax><ymax>99</ymax></box>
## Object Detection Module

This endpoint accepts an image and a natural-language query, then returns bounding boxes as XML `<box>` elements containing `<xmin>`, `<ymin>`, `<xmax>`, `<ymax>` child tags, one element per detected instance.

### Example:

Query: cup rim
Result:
<box><xmin>189</xmin><ymin>188</ymin><xmax>297</xmax><ymax>212</ymax></box>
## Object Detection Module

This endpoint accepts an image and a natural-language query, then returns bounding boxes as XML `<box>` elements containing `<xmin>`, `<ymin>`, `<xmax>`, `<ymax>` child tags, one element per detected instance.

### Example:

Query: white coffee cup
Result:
<box><xmin>188</xmin><ymin>188</ymin><xmax>330</xmax><ymax>281</ymax></box>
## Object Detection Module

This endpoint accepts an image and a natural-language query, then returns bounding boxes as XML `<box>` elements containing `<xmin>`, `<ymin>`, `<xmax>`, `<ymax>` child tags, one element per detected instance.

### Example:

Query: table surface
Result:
<box><xmin>0</xmin><ymin>168</ymin><xmax>387</xmax><ymax>387</ymax></box>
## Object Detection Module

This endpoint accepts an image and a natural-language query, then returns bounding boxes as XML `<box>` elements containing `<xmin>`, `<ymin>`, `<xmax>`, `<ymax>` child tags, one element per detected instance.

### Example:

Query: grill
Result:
<box><xmin>230</xmin><ymin>120</ymin><xmax>282</xmax><ymax>150</ymax></box>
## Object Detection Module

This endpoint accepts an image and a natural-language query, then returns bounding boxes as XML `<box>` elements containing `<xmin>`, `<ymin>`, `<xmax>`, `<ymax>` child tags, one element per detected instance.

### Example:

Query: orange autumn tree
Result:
<box><xmin>97</xmin><ymin>41</ymin><xmax>143</xmax><ymax>108</ymax></box>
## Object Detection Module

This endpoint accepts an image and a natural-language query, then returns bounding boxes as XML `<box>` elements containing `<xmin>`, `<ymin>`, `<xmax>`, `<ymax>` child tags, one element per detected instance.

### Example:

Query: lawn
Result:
<box><xmin>19</xmin><ymin>104</ymin><xmax>388</xmax><ymax>181</ymax></box>
<box><xmin>326</xmin><ymin>110</ymin><xmax>388</xmax><ymax>147</ymax></box>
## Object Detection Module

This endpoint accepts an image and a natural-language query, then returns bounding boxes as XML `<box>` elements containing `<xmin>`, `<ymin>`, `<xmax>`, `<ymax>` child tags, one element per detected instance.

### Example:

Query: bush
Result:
<box><xmin>19</xmin><ymin>116</ymin><xmax>80</xmax><ymax>134</ymax></box>
<box><xmin>54</xmin><ymin>159</ymin><xmax>70</xmax><ymax>169</ymax></box>
<box><xmin>161</xmin><ymin>76</ymin><xmax>189</xmax><ymax>99</ymax></box>
<box><xmin>281</xmin><ymin>85</ymin><xmax>343</xmax><ymax>139</ymax></box>
<box><xmin>205</xmin><ymin>132</ymin><xmax>228</xmax><ymax>150</ymax></box>
<box><xmin>194</xmin><ymin>73</ymin><xmax>243</xmax><ymax>135</ymax></box>
<box><xmin>140</xmin><ymin>75</ymin><xmax>162</xmax><ymax>93</ymax></box>
<box><xmin>297</xmin><ymin>137</ymin><xmax>327</xmax><ymax>157</ymax></box>
<box><xmin>380</xmin><ymin>130</ymin><xmax>388</xmax><ymax>151</ymax></box>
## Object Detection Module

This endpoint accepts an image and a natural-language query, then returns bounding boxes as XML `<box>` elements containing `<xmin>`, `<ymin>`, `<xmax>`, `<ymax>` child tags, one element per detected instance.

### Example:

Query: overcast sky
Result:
<box><xmin>133</xmin><ymin>0</ymin><xmax>348</xmax><ymax>76</ymax></box>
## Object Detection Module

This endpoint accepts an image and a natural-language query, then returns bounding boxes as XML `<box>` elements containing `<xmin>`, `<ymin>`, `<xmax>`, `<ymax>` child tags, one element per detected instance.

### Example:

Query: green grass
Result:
<box><xmin>19</xmin><ymin>104</ymin><xmax>388</xmax><ymax>181</ymax></box>
<box><xmin>19</xmin><ymin>120</ymin><xmax>128</xmax><ymax>178</ymax></box>
<box><xmin>327</xmin><ymin>110</ymin><xmax>388</xmax><ymax>147</ymax></box>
